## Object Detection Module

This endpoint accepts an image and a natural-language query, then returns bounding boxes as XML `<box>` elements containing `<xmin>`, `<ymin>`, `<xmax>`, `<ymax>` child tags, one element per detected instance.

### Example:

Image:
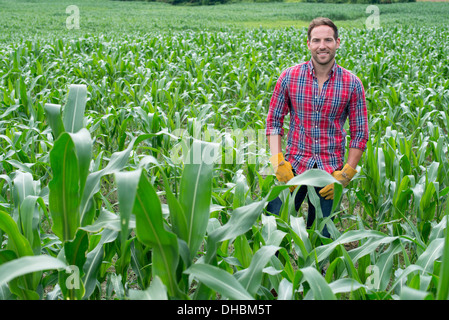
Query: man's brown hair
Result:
<box><xmin>307</xmin><ymin>17</ymin><xmax>339</xmax><ymax>41</ymax></box>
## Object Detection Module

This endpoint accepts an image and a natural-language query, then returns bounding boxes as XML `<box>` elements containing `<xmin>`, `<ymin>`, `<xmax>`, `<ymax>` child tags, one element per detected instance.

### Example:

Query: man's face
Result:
<box><xmin>307</xmin><ymin>25</ymin><xmax>340</xmax><ymax>68</ymax></box>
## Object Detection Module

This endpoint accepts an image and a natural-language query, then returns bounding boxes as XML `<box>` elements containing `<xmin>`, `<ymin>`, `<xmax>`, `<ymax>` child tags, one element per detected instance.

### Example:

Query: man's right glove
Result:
<box><xmin>319</xmin><ymin>163</ymin><xmax>357</xmax><ymax>200</ymax></box>
<box><xmin>269</xmin><ymin>153</ymin><xmax>296</xmax><ymax>192</ymax></box>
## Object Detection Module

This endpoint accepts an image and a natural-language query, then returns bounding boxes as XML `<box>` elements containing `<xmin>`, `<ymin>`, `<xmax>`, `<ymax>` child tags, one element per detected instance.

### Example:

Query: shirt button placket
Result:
<box><xmin>314</xmin><ymin>94</ymin><xmax>318</xmax><ymax>158</ymax></box>
<box><xmin>312</xmin><ymin>79</ymin><xmax>320</xmax><ymax>166</ymax></box>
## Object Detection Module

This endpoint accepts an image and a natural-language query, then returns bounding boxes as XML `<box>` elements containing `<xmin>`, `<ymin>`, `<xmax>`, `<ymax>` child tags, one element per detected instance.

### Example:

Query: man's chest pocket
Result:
<box><xmin>323</xmin><ymin>92</ymin><xmax>350</xmax><ymax>119</ymax></box>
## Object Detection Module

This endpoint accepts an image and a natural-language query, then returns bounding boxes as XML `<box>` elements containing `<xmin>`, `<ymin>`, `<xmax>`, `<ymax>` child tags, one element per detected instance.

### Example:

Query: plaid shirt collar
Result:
<box><xmin>307</xmin><ymin>59</ymin><xmax>338</xmax><ymax>79</ymax></box>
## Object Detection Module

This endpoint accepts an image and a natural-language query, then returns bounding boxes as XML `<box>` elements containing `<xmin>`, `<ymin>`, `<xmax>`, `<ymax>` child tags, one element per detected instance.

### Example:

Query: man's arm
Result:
<box><xmin>347</xmin><ymin>78</ymin><xmax>369</xmax><ymax>154</ymax></box>
<box><xmin>266</xmin><ymin>68</ymin><xmax>291</xmax><ymax>140</ymax></box>
<box><xmin>268</xmin><ymin>134</ymin><xmax>282</xmax><ymax>156</ymax></box>
<box><xmin>346</xmin><ymin>147</ymin><xmax>364</xmax><ymax>170</ymax></box>
<box><xmin>266</xmin><ymin>68</ymin><xmax>295</xmax><ymax>187</ymax></box>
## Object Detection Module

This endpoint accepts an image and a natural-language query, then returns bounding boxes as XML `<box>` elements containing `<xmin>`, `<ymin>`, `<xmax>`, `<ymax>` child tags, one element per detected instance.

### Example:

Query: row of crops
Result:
<box><xmin>0</xmin><ymin>24</ymin><xmax>449</xmax><ymax>300</ymax></box>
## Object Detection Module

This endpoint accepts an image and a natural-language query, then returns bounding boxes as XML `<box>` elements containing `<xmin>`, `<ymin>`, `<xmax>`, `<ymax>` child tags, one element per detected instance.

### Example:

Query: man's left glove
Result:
<box><xmin>269</xmin><ymin>153</ymin><xmax>296</xmax><ymax>192</ymax></box>
<box><xmin>319</xmin><ymin>163</ymin><xmax>357</xmax><ymax>200</ymax></box>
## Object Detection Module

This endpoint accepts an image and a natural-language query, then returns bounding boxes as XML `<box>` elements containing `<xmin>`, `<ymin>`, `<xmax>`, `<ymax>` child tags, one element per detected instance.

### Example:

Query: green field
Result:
<box><xmin>1</xmin><ymin>0</ymin><xmax>449</xmax><ymax>40</ymax></box>
<box><xmin>1</xmin><ymin>0</ymin><xmax>449</xmax><ymax>301</ymax></box>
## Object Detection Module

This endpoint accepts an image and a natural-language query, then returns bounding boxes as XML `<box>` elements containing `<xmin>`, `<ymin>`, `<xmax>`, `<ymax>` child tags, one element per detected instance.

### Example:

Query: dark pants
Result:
<box><xmin>266</xmin><ymin>184</ymin><xmax>334</xmax><ymax>238</ymax></box>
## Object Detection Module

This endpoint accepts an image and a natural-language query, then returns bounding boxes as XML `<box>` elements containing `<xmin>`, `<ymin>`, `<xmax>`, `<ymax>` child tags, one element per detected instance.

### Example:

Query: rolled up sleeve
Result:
<box><xmin>266</xmin><ymin>69</ymin><xmax>291</xmax><ymax>137</ymax></box>
<box><xmin>348</xmin><ymin>78</ymin><xmax>369</xmax><ymax>151</ymax></box>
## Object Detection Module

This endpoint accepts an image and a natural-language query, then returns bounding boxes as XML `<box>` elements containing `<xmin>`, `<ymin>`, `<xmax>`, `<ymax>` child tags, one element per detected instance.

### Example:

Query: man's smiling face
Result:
<box><xmin>307</xmin><ymin>25</ymin><xmax>340</xmax><ymax>68</ymax></box>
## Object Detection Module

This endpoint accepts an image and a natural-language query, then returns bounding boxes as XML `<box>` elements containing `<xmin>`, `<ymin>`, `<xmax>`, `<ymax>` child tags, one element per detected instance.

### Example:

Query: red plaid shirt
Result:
<box><xmin>266</xmin><ymin>60</ymin><xmax>369</xmax><ymax>175</ymax></box>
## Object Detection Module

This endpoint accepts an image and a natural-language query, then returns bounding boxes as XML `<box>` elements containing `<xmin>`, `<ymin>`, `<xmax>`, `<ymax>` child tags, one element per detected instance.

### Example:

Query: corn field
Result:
<box><xmin>1</xmin><ymin>3</ymin><xmax>449</xmax><ymax>301</ymax></box>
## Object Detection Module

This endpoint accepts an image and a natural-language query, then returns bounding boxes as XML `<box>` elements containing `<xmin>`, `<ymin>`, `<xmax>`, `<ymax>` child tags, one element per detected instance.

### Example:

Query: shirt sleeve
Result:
<box><xmin>348</xmin><ymin>77</ymin><xmax>369</xmax><ymax>151</ymax></box>
<box><xmin>266</xmin><ymin>68</ymin><xmax>291</xmax><ymax>137</ymax></box>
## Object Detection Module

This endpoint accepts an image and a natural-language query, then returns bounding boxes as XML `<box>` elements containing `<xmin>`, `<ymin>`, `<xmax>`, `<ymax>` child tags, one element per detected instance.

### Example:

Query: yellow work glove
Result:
<box><xmin>269</xmin><ymin>153</ymin><xmax>296</xmax><ymax>192</ymax></box>
<box><xmin>319</xmin><ymin>163</ymin><xmax>357</xmax><ymax>200</ymax></box>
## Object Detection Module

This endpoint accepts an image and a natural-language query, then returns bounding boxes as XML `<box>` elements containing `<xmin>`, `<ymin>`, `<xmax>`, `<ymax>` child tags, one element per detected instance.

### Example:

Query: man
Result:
<box><xmin>265</xmin><ymin>17</ymin><xmax>369</xmax><ymax>238</ymax></box>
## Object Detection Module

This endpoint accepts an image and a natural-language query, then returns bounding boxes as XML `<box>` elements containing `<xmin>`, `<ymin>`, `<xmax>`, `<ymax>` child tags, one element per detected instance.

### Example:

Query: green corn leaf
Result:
<box><xmin>205</xmin><ymin>197</ymin><xmax>267</xmax><ymax>264</ymax></box>
<box><xmin>116</xmin><ymin>169</ymin><xmax>140</xmax><ymax>252</ymax></box>
<box><xmin>178</xmin><ymin>140</ymin><xmax>217</xmax><ymax>260</ymax></box>
<box><xmin>420</xmin><ymin>181</ymin><xmax>438</xmax><ymax>222</ymax></box>
<box><xmin>373</xmin><ymin>240</ymin><xmax>402</xmax><ymax>291</ymax></box>
<box><xmin>60</xmin><ymin>229</ymin><xmax>88</xmax><ymax>300</ymax></box>
<box><xmin>129</xmin><ymin>240</ymin><xmax>152</xmax><ymax>290</ymax></box>
<box><xmin>347</xmin><ymin>236</ymin><xmax>398</xmax><ymax>264</ymax></box>
<box><xmin>328</xmin><ymin>278</ymin><xmax>366</xmax><ymax>295</ymax></box>
<box><xmin>82</xmin><ymin>229</ymin><xmax>118</xmax><ymax>299</ymax></box>
<box><xmin>128</xmin><ymin>276</ymin><xmax>168</xmax><ymax>300</ymax></box>
<box><xmin>130</xmin><ymin>170</ymin><xmax>181</xmax><ymax>298</ymax></box>
<box><xmin>314</xmin><ymin>230</ymin><xmax>389</xmax><ymax>263</ymax></box>
<box><xmin>79</xmin><ymin>138</ymin><xmax>137</xmax><ymax>225</ymax></box>
<box><xmin>79</xmin><ymin>209</ymin><xmax>135</xmax><ymax>233</ymax></box>
<box><xmin>287</xmin><ymin>169</ymin><xmax>339</xmax><ymax>187</ymax></box>
<box><xmin>233</xmin><ymin>234</ymin><xmax>253</xmax><ymax>269</ymax></box>
<box><xmin>13</xmin><ymin>171</ymin><xmax>35</xmax><ymax>211</ymax></box>
<box><xmin>437</xmin><ymin>216</ymin><xmax>449</xmax><ymax>300</ymax></box>
<box><xmin>299</xmin><ymin>266</ymin><xmax>336</xmax><ymax>300</ymax></box>
<box><xmin>0</xmin><ymin>210</ymin><xmax>33</xmax><ymax>258</ymax></box>
<box><xmin>416</xmin><ymin>237</ymin><xmax>445</xmax><ymax>275</ymax></box>
<box><xmin>62</xmin><ymin>84</ymin><xmax>87</xmax><ymax>134</ymax></box>
<box><xmin>341</xmin><ymin>245</ymin><xmax>363</xmax><ymax>285</ymax></box>
<box><xmin>0</xmin><ymin>210</ymin><xmax>39</xmax><ymax>299</ymax></box>
<box><xmin>115</xmin><ymin>169</ymin><xmax>141</xmax><ymax>281</ymax></box>
<box><xmin>234</xmin><ymin>245</ymin><xmax>279</xmax><ymax>296</ymax></box>
<box><xmin>277</xmin><ymin>278</ymin><xmax>293</xmax><ymax>300</ymax></box>
<box><xmin>393</xmin><ymin>175</ymin><xmax>414</xmax><ymax>215</ymax></box>
<box><xmin>79</xmin><ymin>133</ymin><xmax>169</xmax><ymax>225</ymax></box>
<box><xmin>44</xmin><ymin>103</ymin><xmax>65</xmax><ymax>140</ymax></box>
<box><xmin>48</xmin><ymin>132</ymin><xmax>80</xmax><ymax>242</ymax></box>
<box><xmin>289</xmin><ymin>216</ymin><xmax>312</xmax><ymax>257</ymax></box>
<box><xmin>0</xmin><ymin>283</ymin><xmax>13</xmax><ymax>300</ymax></box>
<box><xmin>400</xmin><ymin>286</ymin><xmax>433</xmax><ymax>300</ymax></box>
<box><xmin>185</xmin><ymin>263</ymin><xmax>254</xmax><ymax>300</ymax></box>
<box><xmin>64</xmin><ymin>229</ymin><xmax>89</xmax><ymax>271</ymax></box>
<box><xmin>0</xmin><ymin>255</ymin><xmax>67</xmax><ymax>287</ymax></box>
<box><xmin>20</xmin><ymin>195</ymin><xmax>46</xmax><ymax>255</ymax></box>
<box><xmin>160</xmin><ymin>170</ymin><xmax>188</xmax><ymax>257</ymax></box>
<box><xmin>68</xmin><ymin>128</ymin><xmax>92</xmax><ymax>199</ymax></box>
<box><xmin>386</xmin><ymin>265</ymin><xmax>423</xmax><ymax>297</ymax></box>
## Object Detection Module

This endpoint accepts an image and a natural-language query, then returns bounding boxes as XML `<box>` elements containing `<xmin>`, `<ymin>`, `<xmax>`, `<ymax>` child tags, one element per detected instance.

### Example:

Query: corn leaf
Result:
<box><xmin>299</xmin><ymin>266</ymin><xmax>336</xmax><ymax>300</ymax></box>
<box><xmin>128</xmin><ymin>276</ymin><xmax>168</xmax><ymax>300</ymax></box>
<box><xmin>82</xmin><ymin>229</ymin><xmax>118</xmax><ymax>299</ymax></box>
<box><xmin>234</xmin><ymin>245</ymin><xmax>279</xmax><ymax>296</ymax></box>
<box><xmin>0</xmin><ymin>210</ymin><xmax>33</xmax><ymax>258</ymax></box>
<box><xmin>416</xmin><ymin>238</ymin><xmax>444</xmax><ymax>275</ymax></box>
<box><xmin>0</xmin><ymin>255</ymin><xmax>67</xmax><ymax>287</ymax></box>
<box><xmin>131</xmin><ymin>170</ymin><xmax>181</xmax><ymax>298</ymax></box>
<box><xmin>437</xmin><ymin>216</ymin><xmax>449</xmax><ymax>300</ymax></box>
<box><xmin>205</xmin><ymin>198</ymin><xmax>267</xmax><ymax>264</ymax></box>
<box><xmin>178</xmin><ymin>140</ymin><xmax>217</xmax><ymax>260</ymax></box>
<box><xmin>185</xmin><ymin>263</ymin><xmax>254</xmax><ymax>300</ymax></box>
<box><xmin>48</xmin><ymin>129</ymin><xmax>92</xmax><ymax>242</ymax></box>
<box><xmin>44</xmin><ymin>103</ymin><xmax>65</xmax><ymax>140</ymax></box>
<box><xmin>62</xmin><ymin>84</ymin><xmax>87</xmax><ymax>134</ymax></box>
